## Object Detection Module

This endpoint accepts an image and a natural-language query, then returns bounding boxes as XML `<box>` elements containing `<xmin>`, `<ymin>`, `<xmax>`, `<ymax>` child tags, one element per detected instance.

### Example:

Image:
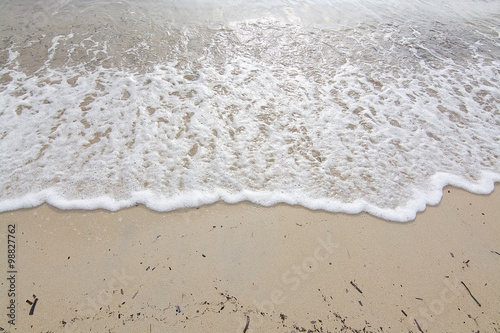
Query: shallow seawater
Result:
<box><xmin>0</xmin><ymin>0</ymin><xmax>499</xmax><ymax>221</ymax></box>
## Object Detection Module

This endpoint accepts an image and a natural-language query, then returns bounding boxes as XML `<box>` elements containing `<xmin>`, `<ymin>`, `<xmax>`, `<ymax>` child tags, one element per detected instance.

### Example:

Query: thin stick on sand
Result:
<box><xmin>350</xmin><ymin>281</ymin><xmax>363</xmax><ymax>294</ymax></box>
<box><xmin>414</xmin><ymin>319</ymin><xmax>424</xmax><ymax>333</ymax></box>
<box><xmin>29</xmin><ymin>298</ymin><xmax>38</xmax><ymax>315</ymax></box>
<box><xmin>461</xmin><ymin>281</ymin><xmax>481</xmax><ymax>307</ymax></box>
<box><xmin>243</xmin><ymin>316</ymin><xmax>250</xmax><ymax>333</ymax></box>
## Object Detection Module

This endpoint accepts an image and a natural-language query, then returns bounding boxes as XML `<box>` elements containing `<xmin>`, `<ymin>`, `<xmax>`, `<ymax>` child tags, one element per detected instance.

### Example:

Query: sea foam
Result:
<box><xmin>0</xmin><ymin>0</ymin><xmax>499</xmax><ymax>221</ymax></box>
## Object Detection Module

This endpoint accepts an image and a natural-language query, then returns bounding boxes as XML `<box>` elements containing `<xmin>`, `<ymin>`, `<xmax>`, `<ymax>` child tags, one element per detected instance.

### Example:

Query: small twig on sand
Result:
<box><xmin>350</xmin><ymin>281</ymin><xmax>363</xmax><ymax>294</ymax></box>
<box><xmin>461</xmin><ymin>281</ymin><xmax>481</xmax><ymax>307</ymax></box>
<box><xmin>414</xmin><ymin>319</ymin><xmax>424</xmax><ymax>333</ymax></box>
<box><xmin>29</xmin><ymin>298</ymin><xmax>38</xmax><ymax>315</ymax></box>
<box><xmin>491</xmin><ymin>250</ymin><xmax>500</xmax><ymax>256</ymax></box>
<box><xmin>243</xmin><ymin>316</ymin><xmax>250</xmax><ymax>333</ymax></box>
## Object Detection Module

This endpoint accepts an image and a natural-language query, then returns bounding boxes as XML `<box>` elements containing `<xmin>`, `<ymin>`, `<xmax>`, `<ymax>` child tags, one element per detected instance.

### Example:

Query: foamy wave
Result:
<box><xmin>1</xmin><ymin>1</ymin><xmax>499</xmax><ymax>221</ymax></box>
<box><xmin>0</xmin><ymin>171</ymin><xmax>499</xmax><ymax>222</ymax></box>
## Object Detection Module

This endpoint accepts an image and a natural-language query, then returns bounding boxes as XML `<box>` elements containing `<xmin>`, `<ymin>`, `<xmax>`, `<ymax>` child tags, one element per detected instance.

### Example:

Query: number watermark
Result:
<box><xmin>6</xmin><ymin>224</ymin><xmax>17</xmax><ymax>326</ymax></box>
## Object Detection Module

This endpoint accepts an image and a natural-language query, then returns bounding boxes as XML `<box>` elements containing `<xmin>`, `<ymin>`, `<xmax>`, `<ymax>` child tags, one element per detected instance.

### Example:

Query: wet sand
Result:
<box><xmin>1</xmin><ymin>185</ymin><xmax>499</xmax><ymax>332</ymax></box>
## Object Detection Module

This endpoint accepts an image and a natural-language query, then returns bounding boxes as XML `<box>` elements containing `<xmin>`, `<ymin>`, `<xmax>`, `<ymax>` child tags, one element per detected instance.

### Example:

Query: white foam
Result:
<box><xmin>1</xmin><ymin>0</ymin><xmax>499</xmax><ymax>221</ymax></box>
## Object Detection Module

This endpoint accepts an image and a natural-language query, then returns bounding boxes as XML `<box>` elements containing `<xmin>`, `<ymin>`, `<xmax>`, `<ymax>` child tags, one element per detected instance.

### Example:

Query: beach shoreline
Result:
<box><xmin>1</xmin><ymin>184</ymin><xmax>499</xmax><ymax>332</ymax></box>
<box><xmin>2</xmin><ymin>1</ymin><xmax>499</xmax><ymax>332</ymax></box>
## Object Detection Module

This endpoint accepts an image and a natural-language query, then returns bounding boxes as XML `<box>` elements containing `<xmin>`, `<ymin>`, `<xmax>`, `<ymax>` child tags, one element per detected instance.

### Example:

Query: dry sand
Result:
<box><xmin>1</xmin><ymin>185</ymin><xmax>499</xmax><ymax>332</ymax></box>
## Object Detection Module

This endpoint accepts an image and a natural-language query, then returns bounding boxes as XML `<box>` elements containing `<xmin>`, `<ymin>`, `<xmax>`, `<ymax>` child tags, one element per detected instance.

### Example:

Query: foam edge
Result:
<box><xmin>0</xmin><ymin>171</ymin><xmax>499</xmax><ymax>223</ymax></box>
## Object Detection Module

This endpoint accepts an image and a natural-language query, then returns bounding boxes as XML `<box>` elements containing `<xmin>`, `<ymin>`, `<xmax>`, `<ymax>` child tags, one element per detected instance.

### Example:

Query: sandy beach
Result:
<box><xmin>1</xmin><ymin>1</ymin><xmax>499</xmax><ymax>332</ymax></box>
<box><xmin>0</xmin><ymin>184</ymin><xmax>498</xmax><ymax>332</ymax></box>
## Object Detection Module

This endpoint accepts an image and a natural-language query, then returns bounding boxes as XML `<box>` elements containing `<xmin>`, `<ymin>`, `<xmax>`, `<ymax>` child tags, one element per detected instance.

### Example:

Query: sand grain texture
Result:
<box><xmin>1</xmin><ymin>185</ymin><xmax>499</xmax><ymax>332</ymax></box>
